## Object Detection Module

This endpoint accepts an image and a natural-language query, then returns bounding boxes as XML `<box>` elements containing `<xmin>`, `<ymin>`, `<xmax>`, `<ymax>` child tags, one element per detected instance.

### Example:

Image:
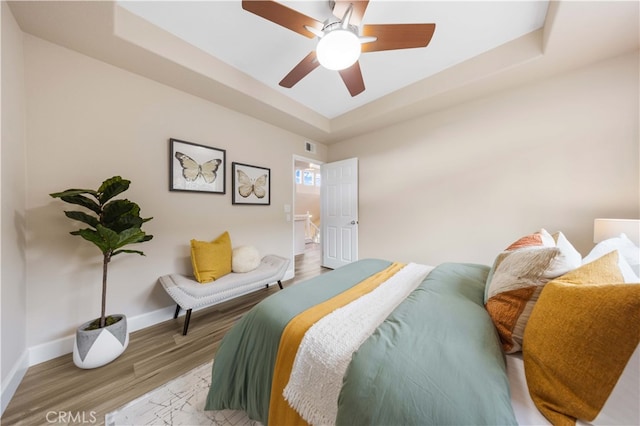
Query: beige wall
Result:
<box><xmin>1</xmin><ymin>1</ymin><xmax>28</xmax><ymax>412</ymax></box>
<box><xmin>21</xmin><ymin>34</ymin><xmax>327</xmax><ymax>352</ymax></box>
<box><xmin>329</xmin><ymin>51</ymin><xmax>639</xmax><ymax>267</ymax></box>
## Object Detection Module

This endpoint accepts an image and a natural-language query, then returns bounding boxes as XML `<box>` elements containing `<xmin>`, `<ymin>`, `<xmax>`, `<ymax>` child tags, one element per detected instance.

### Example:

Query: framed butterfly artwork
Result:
<box><xmin>169</xmin><ymin>138</ymin><xmax>226</xmax><ymax>194</ymax></box>
<box><xmin>232</xmin><ymin>162</ymin><xmax>271</xmax><ymax>205</ymax></box>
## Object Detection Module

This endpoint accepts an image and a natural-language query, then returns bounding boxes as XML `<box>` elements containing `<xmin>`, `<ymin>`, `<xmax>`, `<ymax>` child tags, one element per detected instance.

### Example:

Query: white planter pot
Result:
<box><xmin>73</xmin><ymin>314</ymin><xmax>129</xmax><ymax>369</ymax></box>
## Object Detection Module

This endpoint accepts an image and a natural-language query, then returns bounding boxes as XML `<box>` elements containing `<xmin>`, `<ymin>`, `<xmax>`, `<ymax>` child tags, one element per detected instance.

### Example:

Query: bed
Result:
<box><xmin>204</xmin><ymin>230</ymin><xmax>640</xmax><ymax>426</ymax></box>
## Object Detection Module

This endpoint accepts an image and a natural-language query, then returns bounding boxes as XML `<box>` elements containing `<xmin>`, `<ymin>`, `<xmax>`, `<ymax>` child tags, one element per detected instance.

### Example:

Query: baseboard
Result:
<box><xmin>0</xmin><ymin>306</ymin><xmax>170</xmax><ymax>417</ymax></box>
<box><xmin>25</xmin><ymin>269</ymin><xmax>295</xmax><ymax>367</ymax></box>
<box><xmin>27</xmin><ymin>305</ymin><xmax>177</xmax><ymax>367</ymax></box>
<box><xmin>1</xmin><ymin>350</ymin><xmax>28</xmax><ymax>416</ymax></box>
<box><xmin>127</xmin><ymin>305</ymin><xmax>176</xmax><ymax>333</ymax></box>
<box><xmin>6</xmin><ymin>270</ymin><xmax>298</xmax><ymax>414</ymax></box>
<box><xmin>28</xmin><ymin>335</ymin><xmax>74</xmax><ymax>366</ymax></box>
<box><xmin>2</xmin><ymin>262</ymin><xmax>299</xmax><ymax>417</ymax></box>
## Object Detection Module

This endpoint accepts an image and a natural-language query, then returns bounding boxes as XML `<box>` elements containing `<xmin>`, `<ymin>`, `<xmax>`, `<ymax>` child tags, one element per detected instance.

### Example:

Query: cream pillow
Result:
<box><xmin>539</xmin><ymin>229</ymin><xmax>581</xmax><ymax>278</ymax></box>
<box><xmin>232</xmin><ymin>245</ymin><xmax>261</xmax><ymax>273</ymax></box>
<box><xmin>583</xmin><ymin>233</ymin><xmax>640</xmax><ymax>282</ymax></box>
<box><xmin>552</xmin><ymin>231</ymin><xmax>583</xmax><ymax>271</ymax></box>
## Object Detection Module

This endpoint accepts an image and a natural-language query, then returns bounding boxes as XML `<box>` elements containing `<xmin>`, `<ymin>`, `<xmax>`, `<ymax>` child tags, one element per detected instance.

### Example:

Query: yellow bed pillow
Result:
<box><xmin>523</xmin><ymin>251</ymin><xmax>640</xmax><ymax>426</ymax></box>
<box><xmin>190</xmin><ymin>231</ymin><xmax>232</xmax><ymax>283</ymax></box>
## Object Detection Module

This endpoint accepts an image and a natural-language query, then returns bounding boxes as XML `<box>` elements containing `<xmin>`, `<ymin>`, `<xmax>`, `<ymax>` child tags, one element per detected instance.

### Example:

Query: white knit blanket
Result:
<box><xmin>282</xmin><ymin>263</ymin><xmax>433</xmax><ymax>425</ymax></box>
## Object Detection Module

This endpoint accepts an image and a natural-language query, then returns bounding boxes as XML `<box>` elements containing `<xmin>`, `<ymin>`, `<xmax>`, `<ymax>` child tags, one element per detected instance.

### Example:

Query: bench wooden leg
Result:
<box><xmin>182</xmin><ymin>309</ymin><xmax>192</xmax><ymax>336</ymax></box>
<box><xmin>174</xmin><ymin>304</ymin><xmax>181</xmax><ymax>319</ymax></box>
<box><xmin>266</xmin><ymin>281</ymin><xmax>284</xmax><ymax>290</ymax></box>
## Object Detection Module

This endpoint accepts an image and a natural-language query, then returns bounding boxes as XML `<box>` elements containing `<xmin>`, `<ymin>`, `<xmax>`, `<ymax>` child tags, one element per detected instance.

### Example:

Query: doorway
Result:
<box><xmin>293</xmin><ymin>156</ymin><xmax>323</xmax><ymax>274</ymax></box>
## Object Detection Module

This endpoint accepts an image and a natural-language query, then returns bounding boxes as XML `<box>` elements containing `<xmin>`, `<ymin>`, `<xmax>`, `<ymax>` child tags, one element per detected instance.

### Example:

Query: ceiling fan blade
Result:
<box><xmin>338</xmin><ymin>61</ymin><xmax>365</xmax><ymax>97</ymax></box>
<box><xmin>332</xmin><ymin>0</ymin><xmax>369</xmax><ymax>26</ymax></box>
<box><xmin>279</xmin><ymin>51</ymin><xmax>321</xmax><ymax>88</ymax></box>
<box><xmin>242</xmin><ymin>0</ymin><xmax>323</xmax><ymax>39</ymax></box>
<box><xmin>361</xmin><ymin>23</ymin><xmax>436</xmax><ymax>53</ymax></box>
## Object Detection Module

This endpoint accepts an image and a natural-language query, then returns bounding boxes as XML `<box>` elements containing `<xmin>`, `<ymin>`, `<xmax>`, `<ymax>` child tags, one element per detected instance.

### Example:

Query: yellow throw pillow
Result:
<box><xmin>190</xmin><ymin>231</ymin><xmax>232</xmax><ymax>283</ymax></box>
<box><xmin>523</xmin><ymin>251</ymin><xmax>640</xmax><ymax>426</ymax></box>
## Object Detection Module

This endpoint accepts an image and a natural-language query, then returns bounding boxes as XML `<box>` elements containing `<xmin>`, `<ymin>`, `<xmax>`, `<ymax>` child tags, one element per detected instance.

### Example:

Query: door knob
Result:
<box><xmin>350</xmin><ymin>220</ymin><xmax>359</xmax><ymax>225</ymax></box>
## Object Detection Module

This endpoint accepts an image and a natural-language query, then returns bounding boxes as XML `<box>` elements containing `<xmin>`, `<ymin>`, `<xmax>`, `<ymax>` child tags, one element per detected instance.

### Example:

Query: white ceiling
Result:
<box><xmin>118</xmin><ymin>1</ymin><xmax>549</xmax><ymax>119</ymax></box>
<box><xmin>7</xmin><ymin>1</ymin><xmax>640</xmax><ymax>144</ymax></box>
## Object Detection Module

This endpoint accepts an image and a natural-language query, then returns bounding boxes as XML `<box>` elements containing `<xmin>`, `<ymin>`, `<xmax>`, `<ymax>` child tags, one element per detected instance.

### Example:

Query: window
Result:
<box><xmin>303</xmin><ymin>171</ymin><xmax>314</xmax><ymax>185</ymax></box>
<box><xmin>295</xmin><ymin>169</ymin><xmax>302</xmax><ymax>184</ymax></box>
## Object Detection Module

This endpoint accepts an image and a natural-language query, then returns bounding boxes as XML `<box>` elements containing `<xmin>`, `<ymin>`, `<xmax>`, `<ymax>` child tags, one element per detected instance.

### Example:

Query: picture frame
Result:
<box><xmin>232</xmin><ymin>162</ymin><xmax>271</xmax><ymax>205</ymax></box>
<box><xmin>169</xmin><ymin>138</ymin><xmax>226</xmax><ymax>194</ymax></box>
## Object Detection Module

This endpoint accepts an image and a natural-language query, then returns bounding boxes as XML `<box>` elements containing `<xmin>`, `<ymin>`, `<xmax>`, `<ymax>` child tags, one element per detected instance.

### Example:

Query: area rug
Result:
<box><xmin>105</xmin><ymin>361</ymin><xmax>262</xmax><ymax>426</ymax></box>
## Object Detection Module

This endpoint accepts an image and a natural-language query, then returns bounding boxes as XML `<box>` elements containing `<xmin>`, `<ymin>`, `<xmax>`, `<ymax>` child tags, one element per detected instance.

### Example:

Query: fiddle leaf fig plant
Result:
<box><xmin>50</xmin><ymin>176</ymin><xmax>153</xmax><ymax>329</ymax></box>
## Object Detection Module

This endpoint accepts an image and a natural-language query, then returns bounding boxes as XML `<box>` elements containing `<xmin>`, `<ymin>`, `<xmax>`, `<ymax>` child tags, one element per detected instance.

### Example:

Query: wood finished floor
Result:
<box><xmin>2</xmin><ymin>244</ymin><xmax>329</xmax><ymax>426</ymax></box>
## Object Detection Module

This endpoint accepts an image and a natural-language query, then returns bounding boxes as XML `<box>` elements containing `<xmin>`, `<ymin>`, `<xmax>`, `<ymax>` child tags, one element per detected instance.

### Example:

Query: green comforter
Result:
<box><xmin>205</xmin><ymin>260</ymin><xmax>517</xmax><ymax>425</ymax></box>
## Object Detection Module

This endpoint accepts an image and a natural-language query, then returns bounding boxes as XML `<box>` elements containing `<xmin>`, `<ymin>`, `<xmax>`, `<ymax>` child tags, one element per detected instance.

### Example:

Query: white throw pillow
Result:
<box><xmin>232</xmin><ymin>246</ymin><xmax>261</xmax><ymax>273</ymax></box>
<box><xmin>540</xmin><ymin>229</ymin><xmax>582</xmax><ymax>278</ymax></box>
<box><xmin>552</xmin><ymin>231</ymin><xmax>583</xmax><ymax>269</ymax></box>
<box><xmin>583</xmin><ymin>233</ymin><xmax>640</xmax><ymax>282</ymax></box>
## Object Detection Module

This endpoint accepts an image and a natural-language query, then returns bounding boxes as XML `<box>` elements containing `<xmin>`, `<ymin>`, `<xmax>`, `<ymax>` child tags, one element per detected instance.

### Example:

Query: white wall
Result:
<box><xmin>328</xmin><ymin>51</ymin><xmax>639</xmax><ymax>267</ymax></box>
<box><xmin>1</xmin><ymin>1</ymin><xmax>28</xmax><ymax>413</ymax></box>
<box><xmin>21</xmin><ymin>34</ymin><xmax>327</xmax><ymax>358</ymax></box>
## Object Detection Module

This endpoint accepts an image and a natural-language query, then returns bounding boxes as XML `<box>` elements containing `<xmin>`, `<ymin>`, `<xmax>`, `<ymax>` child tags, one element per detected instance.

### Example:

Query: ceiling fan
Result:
<box><xmin>241</xmin><ymin>0</ymin><xmax>436</xmax><ymax>97</ymax></box>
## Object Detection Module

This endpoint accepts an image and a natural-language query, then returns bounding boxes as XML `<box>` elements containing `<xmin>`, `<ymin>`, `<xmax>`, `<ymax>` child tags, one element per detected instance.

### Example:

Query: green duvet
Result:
<box><xmin>205</xmin><ymin>260</ymin><xmax>517</xmax><ymax>425</ymax></box>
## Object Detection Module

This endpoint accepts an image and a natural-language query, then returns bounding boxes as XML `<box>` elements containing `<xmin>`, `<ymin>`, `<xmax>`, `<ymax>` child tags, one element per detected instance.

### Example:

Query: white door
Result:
<box><xmin>321</xmin><ymin>158</ymin><xmax>358</xmax><ymax>269</ymax></box>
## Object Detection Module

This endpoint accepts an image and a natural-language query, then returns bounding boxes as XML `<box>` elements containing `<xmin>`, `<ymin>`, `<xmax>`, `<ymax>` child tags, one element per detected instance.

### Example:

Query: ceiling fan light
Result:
<box><xmin>316</xmin><ymin>29</ymin><xmax>361</xmax><ymax>71</ymax></box>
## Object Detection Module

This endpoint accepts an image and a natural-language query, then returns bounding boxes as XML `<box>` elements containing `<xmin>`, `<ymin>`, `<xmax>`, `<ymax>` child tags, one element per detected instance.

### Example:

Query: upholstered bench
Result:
<box><xmin>159</xmin><ymin>254</ymin><xmax>289</xmax><ymax>335</ymax></box>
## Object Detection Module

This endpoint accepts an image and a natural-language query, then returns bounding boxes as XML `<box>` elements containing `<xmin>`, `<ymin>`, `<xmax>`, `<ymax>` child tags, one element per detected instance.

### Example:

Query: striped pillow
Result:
<box><xmin>485</xmin><ymin>247</ymin><xmax>560</xmax><ymax>353</ymax></box>
<box><xmin>485</xmin><ymin>229</ymin><xmax>584</xmax><ymax>353</ymax></box>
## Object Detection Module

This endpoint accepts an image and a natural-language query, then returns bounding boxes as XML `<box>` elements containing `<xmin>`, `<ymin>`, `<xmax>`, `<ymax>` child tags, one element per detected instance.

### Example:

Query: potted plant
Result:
<box><xmin>50</xmin><ymin>176</ymin><xmax>153</xmax><ymax>368</ymax></box>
